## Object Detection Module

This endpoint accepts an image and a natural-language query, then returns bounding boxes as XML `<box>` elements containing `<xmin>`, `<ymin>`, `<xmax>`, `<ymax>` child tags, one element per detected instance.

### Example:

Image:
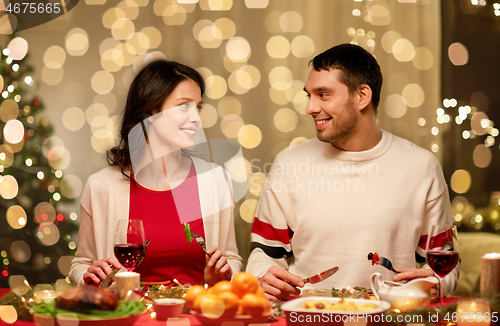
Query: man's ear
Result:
<box><xmin>356</xmin><ymin>84</ymin><xmax>372</xmax><ymax>111</ymax></box>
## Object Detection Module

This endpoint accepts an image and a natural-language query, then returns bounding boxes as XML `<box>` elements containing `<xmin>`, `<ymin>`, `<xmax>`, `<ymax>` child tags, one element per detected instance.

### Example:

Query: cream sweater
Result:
<box><xmin>69</xmin><ymin>157</ymin><xmax>242</xmax><ymax>285</ymax></box>
<box><xmin>247</xmin><ymin>131</ymin><xmax>458</xmax><ymax>295</ymax></box>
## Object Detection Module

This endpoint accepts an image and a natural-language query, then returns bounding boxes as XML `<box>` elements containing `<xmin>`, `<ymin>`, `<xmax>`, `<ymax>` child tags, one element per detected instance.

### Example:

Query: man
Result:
<box><xmin>246</xmin><ymin>43</ymin><xmax>459</xmax><ymax>301</ymax></box>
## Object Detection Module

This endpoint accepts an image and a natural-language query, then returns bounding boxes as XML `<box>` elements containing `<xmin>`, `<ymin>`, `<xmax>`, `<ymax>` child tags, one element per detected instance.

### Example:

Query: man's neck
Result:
<box><xmin>332</xmin><ymin>116</ymin><xmax>382</xmax><ymax>152</ymax></box>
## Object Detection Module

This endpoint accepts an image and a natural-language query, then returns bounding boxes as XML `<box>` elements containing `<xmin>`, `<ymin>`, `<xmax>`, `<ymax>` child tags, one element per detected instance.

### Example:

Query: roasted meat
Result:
<box><xmin>55</xmin><ymin>286</ymin><xmax>119</xmax><ymax>313</ymax></box>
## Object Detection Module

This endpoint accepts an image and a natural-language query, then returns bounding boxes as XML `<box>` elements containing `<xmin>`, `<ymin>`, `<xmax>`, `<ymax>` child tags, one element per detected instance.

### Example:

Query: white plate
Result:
<box><xmin>189</xmin><ymin>311</ymin><xmax>272</xmax><ymax>326</ymax></box>
<box><xmin>281</xmin><ymin>296</ymin><xmax>390</xmax><ymax>314</ymax></box>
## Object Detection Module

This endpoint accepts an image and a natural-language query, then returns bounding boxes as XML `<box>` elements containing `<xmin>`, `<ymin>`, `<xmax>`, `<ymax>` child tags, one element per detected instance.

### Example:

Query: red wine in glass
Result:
<box><xmin>426</xmin><ymin>251</ymin><xmax>459</xmax><ymax>278</ymax></box>
<box><xmin>114</xmin><ymin>219</ymin><xmax>146</xmax><ymax>272</ymax></box>
<box><xmin>114</xmin><ymin>243</ymin><xmax>146</xmax><ymax>271</ymax></box>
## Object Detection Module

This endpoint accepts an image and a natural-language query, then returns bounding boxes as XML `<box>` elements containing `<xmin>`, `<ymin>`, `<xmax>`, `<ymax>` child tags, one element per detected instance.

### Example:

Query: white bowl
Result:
<box><xmin>153</xmin><ymin>298</ymin><xmax>185</xmax><ymax>320</ymax></box>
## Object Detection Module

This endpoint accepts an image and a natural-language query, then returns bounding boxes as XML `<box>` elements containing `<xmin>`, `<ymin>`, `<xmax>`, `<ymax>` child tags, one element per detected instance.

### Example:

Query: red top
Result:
<box><xmin>129</xmin><ymin>162</ymin><xmax>206</xmax><ymax>285</ymax></box>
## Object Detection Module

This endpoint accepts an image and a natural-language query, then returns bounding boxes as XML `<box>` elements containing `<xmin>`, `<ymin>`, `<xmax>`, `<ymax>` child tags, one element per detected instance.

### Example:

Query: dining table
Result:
<box><xmin>0</xmin><ymin>288</ymin><xmax>463</xmax><ymax>326</ymax></box>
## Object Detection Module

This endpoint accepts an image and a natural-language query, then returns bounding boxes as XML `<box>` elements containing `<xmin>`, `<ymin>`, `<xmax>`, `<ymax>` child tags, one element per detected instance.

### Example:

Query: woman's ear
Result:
<box><xmin>356</xmin><ymin>84</ymin><xmax>372</xmax><ymax>111</ymax></box>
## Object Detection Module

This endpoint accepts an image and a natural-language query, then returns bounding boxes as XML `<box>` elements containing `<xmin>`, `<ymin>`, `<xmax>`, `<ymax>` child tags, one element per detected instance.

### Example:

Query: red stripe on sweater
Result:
<box><xmin>252</xmin><ymin>217</ymin><xmax>291</xmax><ymax>245</ymax></box>
<box><xmin>418</xmin><ymin>230</ymin><xmax>452</xmax><ymax>250</ymax></box>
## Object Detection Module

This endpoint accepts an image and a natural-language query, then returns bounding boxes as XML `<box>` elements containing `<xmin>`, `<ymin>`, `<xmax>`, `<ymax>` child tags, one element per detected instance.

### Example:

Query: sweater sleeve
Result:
<box><xmin>417</xmin><ymin>184</ymin><xmax>459</xmax><ymax>296</ymax></box>
<box><xmin>246</xmin><ymin>165</ymin><xmax>294</xmax><ymax>278</ymax></box>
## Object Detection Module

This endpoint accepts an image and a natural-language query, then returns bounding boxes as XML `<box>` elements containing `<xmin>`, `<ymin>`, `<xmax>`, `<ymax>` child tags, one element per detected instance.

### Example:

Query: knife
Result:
<box><xmin>302</xmin><ymin>266</ymin><xmax>339</xmax><ymax>284</ymax></box>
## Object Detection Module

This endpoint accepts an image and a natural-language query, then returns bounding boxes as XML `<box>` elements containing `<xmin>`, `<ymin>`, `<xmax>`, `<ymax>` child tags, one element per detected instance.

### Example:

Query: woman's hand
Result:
<box><xmin>204</xmin><ymin>246</ymin><xmax>232</xmax><ymax>286</ymax></box>
<box><xmin>392</xmin><ymin>267</ymin><xmax>439</xmax><ymax>302</ymax></box>
<box><xmin>83</xmin><ymin>258</ymin><xmax>122</xmax><ymax>286</ymax></box>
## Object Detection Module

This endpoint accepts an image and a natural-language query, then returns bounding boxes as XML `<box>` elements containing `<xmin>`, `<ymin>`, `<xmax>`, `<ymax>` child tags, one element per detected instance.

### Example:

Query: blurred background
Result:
<box><xmin>0</xmin><ymin>0</ymin><xmax>498</xmax><ymax>288</ymax></box>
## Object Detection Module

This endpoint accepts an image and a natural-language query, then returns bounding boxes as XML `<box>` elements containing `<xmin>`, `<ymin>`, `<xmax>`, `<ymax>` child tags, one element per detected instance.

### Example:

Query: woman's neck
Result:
<box><xmin>134</xmin><ymin>151</ymin><xmax>192</xmax><ymax>191</ymax></box>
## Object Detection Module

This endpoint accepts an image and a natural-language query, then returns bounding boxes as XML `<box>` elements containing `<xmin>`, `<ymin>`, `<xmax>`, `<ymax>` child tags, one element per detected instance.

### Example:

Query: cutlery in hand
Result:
<box><xmin>190</xmin><ymin>231</ymin><xmax>209</xmax><ymax>254</ymax></box>
<box><xmin>302</xmin><ymin>266</ymin><xmax>339</xmax><ymax>284</ymax></box>
<box><xmin>289</xmin><ymin>266</ymin><xmax>339</xmax><ymax>286</ymax></box>
<box><xmin>368</xmin><ymin>252</ymin><xmax>399</xmax><ymax>274</ymax></box>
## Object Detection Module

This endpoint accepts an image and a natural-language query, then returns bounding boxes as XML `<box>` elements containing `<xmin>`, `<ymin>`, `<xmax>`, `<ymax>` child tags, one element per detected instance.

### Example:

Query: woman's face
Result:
<box><xmin>148</xmin><ymin>78</ymin><xmax>203</xmax><ymax>152</ymax></box>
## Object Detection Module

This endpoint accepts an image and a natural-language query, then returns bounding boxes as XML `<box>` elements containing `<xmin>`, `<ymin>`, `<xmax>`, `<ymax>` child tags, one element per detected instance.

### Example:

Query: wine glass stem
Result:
<box><xmin>438</xmin><ymin>277</ymin><xmax>444</xmax><ymax>306</ymax></box>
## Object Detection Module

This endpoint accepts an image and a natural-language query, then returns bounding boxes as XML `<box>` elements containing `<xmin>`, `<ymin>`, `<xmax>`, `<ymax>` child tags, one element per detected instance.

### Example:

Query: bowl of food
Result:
<box><xmin>153</xmin><ymin>298</ymin><xmax>185</xmax><ymax>320</ymax></box>
<box><xmin>281</xmin><ymin>296</ymin><xmax>390</xmax><ymax>326</ymax></box>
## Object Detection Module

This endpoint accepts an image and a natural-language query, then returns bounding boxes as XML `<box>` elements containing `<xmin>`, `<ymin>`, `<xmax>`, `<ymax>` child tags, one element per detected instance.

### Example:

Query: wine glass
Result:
<box><xmin>114</xmin><ymin>219</ymin><xmax>146</xmax><ymax>272</ymax></box>
<box><xmin>426</xmin><ymin>224</ymin><xmax>460</xmax><ymax>305</ymax></box>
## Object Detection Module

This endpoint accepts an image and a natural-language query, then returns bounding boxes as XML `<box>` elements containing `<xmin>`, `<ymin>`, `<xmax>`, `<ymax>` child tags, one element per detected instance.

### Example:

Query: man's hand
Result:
<box><xmin>260</xmin><ymin>266</ymin><xmax>304</xmax><ymax>301</ymax></box>
<box><xmin>393</xmin><ymin>268</ymin><xmax>439</xmax><ymax>302</ymax></box>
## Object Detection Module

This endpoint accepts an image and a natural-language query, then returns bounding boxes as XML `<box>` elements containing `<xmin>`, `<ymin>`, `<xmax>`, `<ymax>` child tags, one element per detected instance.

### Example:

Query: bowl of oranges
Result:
<box><xmin>185</xmin><ymin>272</ymin><xmax>272</xmax><ymax>326</ymax></box>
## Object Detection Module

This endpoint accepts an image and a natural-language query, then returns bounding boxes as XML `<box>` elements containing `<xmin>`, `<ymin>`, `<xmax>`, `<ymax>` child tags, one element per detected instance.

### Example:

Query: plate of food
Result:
<box><xmin>31</xmin><ymin>285</ymin><xmax>146</xmax><ymax>326</ymax></box>
<box><xmin>189</xmin><ymin>311</ymin><xmax>273</xmax><ymax>326</ymax></box>
<box><xmin>281</xmin><ymin>296</ymin><xmax>390</xmax><ymax>326</ymax></box>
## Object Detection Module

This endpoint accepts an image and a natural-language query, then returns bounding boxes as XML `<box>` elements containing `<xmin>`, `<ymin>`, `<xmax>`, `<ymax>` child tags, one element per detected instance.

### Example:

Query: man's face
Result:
<box><xmin>304</xmin><ymin>68</ymin><xmax>359</xmax><ymax>146</ymax></box>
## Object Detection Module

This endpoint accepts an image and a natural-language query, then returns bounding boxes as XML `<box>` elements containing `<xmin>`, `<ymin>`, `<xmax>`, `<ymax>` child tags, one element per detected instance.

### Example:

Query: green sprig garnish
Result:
<box><xmin>184</xmin><ymin>223</ymin><xmax>193</xmax><ymax>244</ymax></box>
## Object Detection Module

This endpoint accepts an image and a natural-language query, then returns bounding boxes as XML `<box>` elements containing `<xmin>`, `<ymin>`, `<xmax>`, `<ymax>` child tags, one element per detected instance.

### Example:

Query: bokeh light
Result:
<box><xmin>267</xmin><ymin>36</ymin><xmax>290</xmax><ymax>59</ymax></box>
<box><xmin>393</xmin><ymin>38</ymin><xmax>415</xmax><ymax>62</ymax></box>
<box><xmin>205</xmin><ymin>75</ymin><xmax>227</xmax><ymax>99</ymax></box>
<box><xmin>238</xmin><ymin>124</ymin><xmax>262</xmax><ymax>149</ymax></box>
<box><xmin>0</xmin><ymin>305</ymin><xmax>17</xmax><ymax>324</ymax></box>
<box><xmin>226</xmin><ymin>37</ymin><xmax>251</xmax><ymax>62</ymax></box>
<box><xmin>226</xmin><ymin>156</ymin><xmax>251</xmax><ymax>183</ymax></box>
<box><xmin>91</xmin><ymin>70</ymin><xmax>115</xmax><ymax>94</ymax></box>
<box><xmin>279</xmin><ymin>11</ymin><xmax>303</xmax><ymax>32</ymax></box>
<box><xmin>199</xmin><ymin>104</ymin><xmax>218</xmax><ymax>128</ymax></box>
<box><xmin>402</xmin><ymin>83</ymin><xmax>425</xmax><ymax>108</ymax></box>
<box><xmin>248</xmin><ymin>172</ymin><xmax>266</xmax><ymax>196</ymax></box>
<box><xmin>412</xmin><ymin>47</ymin><xmax>434</xmax><ymax>70</ymax></box>
<box><xmin>448</xmin><ymin>42</ymin><xmax>468</xmax><ymax>66</ymax></box>
<box><xmin>274</xmin><ymin>108</ymin><xmax>298</xmax><ymax>132</ymax></box>
<box><xmin>367</xmin><ymin>2</ymin><xmax>391</xmax><ymax>25</ymax></box>
<box><xmin>221</xmin><ymin>114</ymin><xmax>244</xmax><ymax>138</ymax></box>
<box><xmin>269</xmin><ymin>66</ymin><xmax>293</xmax><ymax>90</ymax></box>
<box><xmin>0</xmin><ymin>175</ymin><xmax>18</xmax><ymax>199</ymax></box>
<box><xmin>41</xmin><ymin>66</ymin><xmax>64</xmax><ymax>86</ymax></box>
<box><xmin>384</xmin><ymin>94</ymin><xmax>407</xmax><ymax>118</ymax></box>
<box><xmin>36</xmin><ymin>222</ymin><xmax>60</xmax><ymax>246</ymax></box>
<box><xmin>450</xmin><ymin>169</ymin><xmax>472</xmax><ymax>194</ymax></box>
<box><xmin>65</xmin><ymin>28</ymin><xmax>89</xmax><ymax>56</ymax></box>
<box><xmin>11</xmin><ymin>240</ymin><xmax>30</xmax><ymax>263</ymax></box>
<box><xmin>239</xmin><ymin>199</ymin><xmax>258</xmax><ymax>223</ymax></box>
<box><xmin>3</xmin><ymin>119</ymin><xmax>24</xmax><ymax>144</ymax></box>
<box><xmin>218</xmin><ymin>96</ymin><xmax>242</xmax><ymax>117</ymax></box>
<box><xmin>291</xmin><ymin>35</ymin><xmax>315</xmax><ymax>58</ymax></box>
<box><xmin>60</xmin><ymin>175</ymin><xmax>83</xmax><ymax>199</ymax></box>
<box><xmin>7</xmin><ymin>37</ymin><xmax>28</xmax><ymax>60</ymax></box>
<box><xmin>43</xmin><ymin>46</ymin><xmax>66</xmax><ymax>69</ymax></box>
<box><xmin>0</xmin><ymin>99</ymin><xmax>19</xmax><ymax>122</ymax></box>
<box><xmin>6</xmin><ymin>205</ymin><xmax>27</xmax><ymax>230</ymax></box>
<box><xmin>473</xmin><ymin>144</ymin><xmax>492</xmax><ymax>168</ymax></box>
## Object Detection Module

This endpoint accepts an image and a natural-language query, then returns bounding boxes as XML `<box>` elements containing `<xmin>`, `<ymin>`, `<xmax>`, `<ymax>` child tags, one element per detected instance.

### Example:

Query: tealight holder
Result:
<box><xmin>115</xmin><ymin>271</ymin><xmax>140</xmax><ymax>301</ymax></box>
<box><xmin>33</xmin><ymin>289</ymin><xmax>60</xmax><ymax>304</ymax></box>
<box><xmin>456</xmin><ymin>298</ymin><xmax>491</xmax><ymax>326</ymax></box>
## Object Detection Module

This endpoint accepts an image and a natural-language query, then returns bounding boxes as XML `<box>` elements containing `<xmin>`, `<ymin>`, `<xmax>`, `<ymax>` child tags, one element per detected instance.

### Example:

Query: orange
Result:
<box><xmin>192</xmin><ymin>293</ymin><xmax>216</xmax><ymax>313</ymax></box>
<box><xmin>255</xmin><ymin>286</ymin><xmax>265</xmax><ymax>297</ymax></box>
<box><xmin>231</xmin><ymin>272</ymin><xmax>259</xmax><ymax>298</ymax></box>
<box><xmin>211</xmin><ymin>280</ymin><xmax>232</xmax><ymax>295</ymax></box>
<box><xmin>217</xmin><ymin>290</ymin><xmax>240</xmax><ymax>316</ymax></box>
<box><xmin>184</xmin><ymin>285</ymin><xmax>206</xmax><ymax>310</ymax></box>
<box><xmin>241</xmin><ymin>293</ymin><xmax>266</xmax><ymax>316</ymax></box>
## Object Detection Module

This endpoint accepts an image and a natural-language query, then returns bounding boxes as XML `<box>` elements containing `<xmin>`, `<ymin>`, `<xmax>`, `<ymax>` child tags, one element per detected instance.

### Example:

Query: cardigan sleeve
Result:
<box><xmin>68</xmin><ymin>182</ymin><xmax>97</xmax><ymax>285</ymax></box>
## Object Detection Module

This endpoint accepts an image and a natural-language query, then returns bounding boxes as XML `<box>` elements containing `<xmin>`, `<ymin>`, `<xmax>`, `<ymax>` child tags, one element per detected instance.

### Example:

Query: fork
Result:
<box><xmin>368</xmin><ymin>252</ymin><xmax>399</xmax><ymax>274</ymax></box>
<box><xmin>190</xmin><ymin>231</ymin><xmax>209</xmax><ymax>254</ymax></box>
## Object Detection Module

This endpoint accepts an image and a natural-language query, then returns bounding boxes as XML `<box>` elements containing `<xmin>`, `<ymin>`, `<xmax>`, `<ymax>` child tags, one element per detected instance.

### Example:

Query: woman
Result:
<box><xmin>69</xmin><ymin>60</ymin><xmax>242</xmax><ymax>286</ymax></box>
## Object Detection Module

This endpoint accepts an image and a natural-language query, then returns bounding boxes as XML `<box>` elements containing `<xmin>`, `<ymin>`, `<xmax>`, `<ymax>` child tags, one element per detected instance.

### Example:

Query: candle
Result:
<box><xmin>115</xmin><ymin>271</ymin><xmax>140</xmax><ymax>301</ymax></box>
<box><xmin>456</xmin><ymin>299</ymin><xmax>491</xmax><ymax>326</ymax></box>
<box><xmin>480</xmin><ymin>253</ymin><xmax>500</xmax><ymax>294</ymax></box>
<box><xmin>33</xmin><ymin>290</ymin><xmax>60</xmax><ymax>303</ymax></box>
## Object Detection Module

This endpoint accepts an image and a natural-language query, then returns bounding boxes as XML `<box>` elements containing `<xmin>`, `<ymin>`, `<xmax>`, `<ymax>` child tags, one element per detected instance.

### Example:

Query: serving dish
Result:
<box><xmin>32</xmin><ymin>313</ymin><xmax>143</xmax><ymax>326</ymax></box>
<box><xmin>189</xmin><ymin>310</ymin><xmax>272</xmax><ymax>326</ymax></box>
<box><xmin>281</xmin><ymin>296</ymin><xmax>390</xmax><ymax>326</ymax></box>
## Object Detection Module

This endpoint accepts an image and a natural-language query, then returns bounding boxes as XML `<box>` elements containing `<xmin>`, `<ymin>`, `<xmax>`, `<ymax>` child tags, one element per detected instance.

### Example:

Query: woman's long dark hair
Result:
<box><xmin>107</xmin><ymin>59</ymin><xmax>205</xmax><ymax>178</ymax></box>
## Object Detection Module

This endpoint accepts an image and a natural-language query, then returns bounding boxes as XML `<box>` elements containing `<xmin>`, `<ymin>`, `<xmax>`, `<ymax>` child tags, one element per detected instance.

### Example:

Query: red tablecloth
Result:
<box><xmin>0</xmin><ymin>288</ymin><xmax>461</xmax><ymax>326</ymax></box>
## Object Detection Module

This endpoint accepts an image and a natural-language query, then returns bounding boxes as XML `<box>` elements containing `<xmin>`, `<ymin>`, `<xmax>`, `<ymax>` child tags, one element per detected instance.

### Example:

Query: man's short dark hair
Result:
<box><xmin>309</xmin><ymin>43</ymin><xmax>383</xmax><ymax>113</ymax></box>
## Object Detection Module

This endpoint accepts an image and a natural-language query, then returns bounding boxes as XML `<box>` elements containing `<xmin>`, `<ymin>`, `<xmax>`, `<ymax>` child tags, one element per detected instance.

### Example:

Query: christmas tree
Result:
<box><xmin>0</xmin><ymin>36</ymin><xmax>78</xmax><ymax>288</ymax></box>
